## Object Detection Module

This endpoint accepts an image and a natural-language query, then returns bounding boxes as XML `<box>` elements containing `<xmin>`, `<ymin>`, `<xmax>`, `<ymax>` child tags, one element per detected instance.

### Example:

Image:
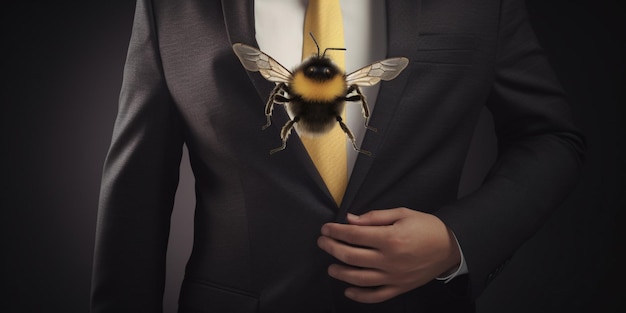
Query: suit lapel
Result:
<box><xmin>338</xmin><ymin>0</ymin><xmax>421</xmax><ymax>220</ymax></box>
<box><xmin>221</xmin><ymin>0</ymin><xmax>274</xmax><ymax>115</ymax></box>
<box><xmin>221</xmin><ymin>0</ymin><xmax>337</xmax><ymax>210</ymax></box>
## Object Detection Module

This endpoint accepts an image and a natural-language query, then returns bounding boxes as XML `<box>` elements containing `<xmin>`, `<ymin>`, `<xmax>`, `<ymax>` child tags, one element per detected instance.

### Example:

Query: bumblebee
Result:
<box><xmin>232</xmin><ymin>35</ymin><xmax>408</xmax><ymax>155</ymax></box>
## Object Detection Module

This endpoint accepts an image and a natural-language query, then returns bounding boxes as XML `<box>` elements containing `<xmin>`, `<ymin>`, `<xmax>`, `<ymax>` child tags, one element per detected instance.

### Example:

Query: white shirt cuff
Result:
<box><xmin>435</xmin><ymin>232</ymin><xmax>468</xmax><ymax>283</ymax></box>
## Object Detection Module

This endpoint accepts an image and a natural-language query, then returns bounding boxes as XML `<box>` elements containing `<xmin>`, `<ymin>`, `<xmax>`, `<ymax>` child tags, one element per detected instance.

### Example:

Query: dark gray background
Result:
<box><xmin>2</xmin><ymin>1</ymin><xmax>624</xmax><ymax>312</ymax></box>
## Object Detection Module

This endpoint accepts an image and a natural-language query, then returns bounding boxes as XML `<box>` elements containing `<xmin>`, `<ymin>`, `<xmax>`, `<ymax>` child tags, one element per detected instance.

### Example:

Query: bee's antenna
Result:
<box><xmin>322</xmin><ymin>47</ymin><xmax>347</xmax><ymax>58</ymax></box>
<box><xmin>309</xmin><ymin>32</ymin><xmax>321</xmax><ymax>56</ymax></box>
<box><xmin>309</xmin><ymin>32</ymin><xmax>346</xmax><ymax>58</ymax></box>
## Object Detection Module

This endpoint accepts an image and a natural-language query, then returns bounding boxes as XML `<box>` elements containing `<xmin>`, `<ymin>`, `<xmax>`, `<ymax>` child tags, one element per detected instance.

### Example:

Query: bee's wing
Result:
<box><xmin>232</xmin><ymin>43</ymin><xmax>292</xmax><ymax>83</ymax></box>
<box><xmin>345</xmin><ymin>57</ymin><xmax>409</xmax><ymax>87</ymax></box>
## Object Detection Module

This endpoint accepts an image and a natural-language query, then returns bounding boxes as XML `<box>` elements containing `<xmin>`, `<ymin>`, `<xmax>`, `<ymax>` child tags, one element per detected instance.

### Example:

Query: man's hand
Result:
<box><xmin>317</xmin><ymin>208</ymin><xmax>461</xmax><ymax>303</ymax></box>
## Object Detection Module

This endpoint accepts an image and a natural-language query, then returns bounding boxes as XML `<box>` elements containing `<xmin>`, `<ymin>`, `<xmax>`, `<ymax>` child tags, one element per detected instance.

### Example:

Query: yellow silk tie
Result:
<box><xmin>301</xmin><ymin>0</ymin><xmax>348</xmax><ymax>206</ymax></box>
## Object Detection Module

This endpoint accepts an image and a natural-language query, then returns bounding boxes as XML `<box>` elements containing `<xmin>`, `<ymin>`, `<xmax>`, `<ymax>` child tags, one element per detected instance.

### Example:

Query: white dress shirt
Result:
<box><xmin>254</xmin><ymin>0</ymin><xmax>467</xmax><ymax>282</ymax></box>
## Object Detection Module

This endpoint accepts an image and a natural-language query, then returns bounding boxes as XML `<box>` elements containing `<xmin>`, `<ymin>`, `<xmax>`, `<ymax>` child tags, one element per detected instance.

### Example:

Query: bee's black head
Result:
<box><xmin>303</xmin><ymin>32</ymin><xmax>345</xmax><ymax>81</ymax></box>
<box><xmin>301</xmin><ymin>58</ymin><xmax>340</xmax><ymax>81</ymax></box>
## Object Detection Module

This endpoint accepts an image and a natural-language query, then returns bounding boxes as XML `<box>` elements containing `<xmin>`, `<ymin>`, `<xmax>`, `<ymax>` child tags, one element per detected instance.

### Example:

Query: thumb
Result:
<box><xmin>347</xmin><ymin>208</ymin><xmax>412</xmax><ymax>226</ymax></box>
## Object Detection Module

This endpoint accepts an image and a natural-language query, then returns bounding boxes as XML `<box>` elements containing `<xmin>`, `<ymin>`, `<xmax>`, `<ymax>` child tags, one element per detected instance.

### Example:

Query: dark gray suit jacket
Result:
<box><xmin>91</xmin><ymin>0</ymin><xmax>585</xmax><ymax>312</ymax></box>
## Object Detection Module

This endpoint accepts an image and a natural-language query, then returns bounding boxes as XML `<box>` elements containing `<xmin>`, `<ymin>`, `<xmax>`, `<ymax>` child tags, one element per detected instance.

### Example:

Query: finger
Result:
<box><xmin>346</xmin><ymin>208</ymin><xmax>412</xmax><ymax>226</ymax></box>
<box><xmin>327</xmin><ymin>263</ymin><xmax>388</xmax><ymax>287</ymax></box>
<box><xmin>344</xmin><ymin>285</ymin><xmax>402</xmax><ymax>304</ymax></box>
<box><xmin>321</xmin><ymin>222</ymin><xmax>389</xmax><ymax>249</ymax></box>
<box><xmin>318</xmin><ymin>235</ymin><xmax>383</xmax><ymax>268</ymax></box>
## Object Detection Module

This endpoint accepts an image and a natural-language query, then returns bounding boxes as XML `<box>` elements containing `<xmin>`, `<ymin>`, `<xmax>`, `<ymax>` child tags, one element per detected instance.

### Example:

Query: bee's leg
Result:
<box><xmin>263</xmin><ymin>83</ymin><xmax>288</xmax><ymax>130</ymax></box>
<box><xmin>262</xmin><ymin>96</ymin><xmax>274</xmax><ymax>130</ymax></box>
<box><xmin>336</xmin><ymin>116</ymin><xmax>372</xmax><ymax>156</ymax></box>
<box><xmin>270</xmin><ymin>116</ymin><xmax>299</xmax><ymax>155</ymax></box>
<box><xmin>274</xmin><ymin>94</ymin><xmax>289</xmax><ymax>104</ymax></box>
<box><xmin>345</xmin><ymin>85</ymin><xmax>376</xmax><ymax>132</ymax></box>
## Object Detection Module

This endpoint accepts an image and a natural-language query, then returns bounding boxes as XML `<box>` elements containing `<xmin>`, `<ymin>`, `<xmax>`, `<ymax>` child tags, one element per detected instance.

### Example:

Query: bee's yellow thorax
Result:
<box><xmin>291</xmin><ymin>72</ymin><xmax>346</xmax><ymax>102</ymax></box>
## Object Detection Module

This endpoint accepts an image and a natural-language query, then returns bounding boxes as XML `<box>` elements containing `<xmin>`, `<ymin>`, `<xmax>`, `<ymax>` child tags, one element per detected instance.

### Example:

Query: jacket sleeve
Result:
<box><xmin>90</xmin><ymin>0</ymin><xmax>184</xmax><ymax>311</ymax></box>
<box><xmin>434</xmin><ymin>0</ymin><xmax>585</xmax><ymax>298</ymax></box>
